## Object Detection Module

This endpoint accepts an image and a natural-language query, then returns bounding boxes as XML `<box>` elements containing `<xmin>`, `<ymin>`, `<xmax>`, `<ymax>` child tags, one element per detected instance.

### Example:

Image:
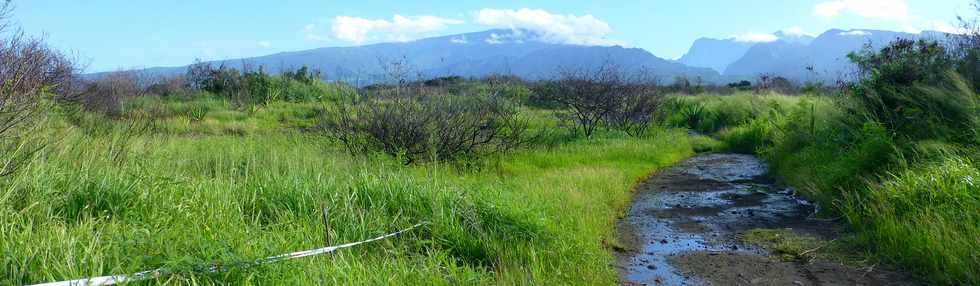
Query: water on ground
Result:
<box><xmin>615</xmin><ymin>153</ymin><xmax>916</xmax><ymax>286</ymax></box>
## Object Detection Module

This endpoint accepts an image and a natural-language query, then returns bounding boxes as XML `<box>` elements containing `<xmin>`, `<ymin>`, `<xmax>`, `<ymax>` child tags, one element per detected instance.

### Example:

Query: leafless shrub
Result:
<box><xmin>532</xmin><ymin>63</ymin><xmax>658</xmax><ymax>138</ymax></box>
<box><xmin>70</xmin><ymin>71</ymin><xmax>141</xmax><ymax>117</ymax></box>
<box><xmin>755</xmin><ymin>73</ymin><xmax>795</xmax><ymax>94</ymax></box>
<box><xmin>319</xmin><ymin>93</ymin><xmax>531</xmax><ymax>165</ymax></box>
<box><xmin>0</xmin><ymin>2</ymin><xmax>76</xmax><ymax>176</ymax></box>
<box><xmin>145</xmin><ymin>75</ymin><xmax>186</xmax><ymax>97</ymax></box>
<box><xmin>604</xmin><ymin>87</ymin><xmax>661</xmax><ymax>137</ymax></box>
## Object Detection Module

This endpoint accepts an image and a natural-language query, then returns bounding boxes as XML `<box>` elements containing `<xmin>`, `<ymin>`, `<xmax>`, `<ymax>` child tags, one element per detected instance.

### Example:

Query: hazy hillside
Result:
<box><xmin>677</xmin><ymin>31</ymin><xmax>814</xmax><ymax>74</ymax></box>
<box><xmin>110</xmin><ymin>29</ymin><xmax>719</xmax><ymax>85</ymax></box>
<box><xmin>95</xmin><ymin>28</ymin><xmax>952</xmax><ymax>85</ymax></box>
<box><xmin>724</xmin><ymin>29</ymin><xmax>949</xmax><ymax>82</ymax></box>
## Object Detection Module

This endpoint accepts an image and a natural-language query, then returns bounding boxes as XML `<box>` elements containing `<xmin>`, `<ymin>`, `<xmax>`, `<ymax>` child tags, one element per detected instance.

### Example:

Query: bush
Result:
<box><xmin>185</xmin><ymin>62</ymin><xmax>336</xmax><ymax>107</ymax></box>
<box><xmin>145</xmin><ymin>75</ymin><xmax>186</xmax><ymax>97</ymax></box>
<box><xmin>319</xmin><ymin>93</ymin><xmax>532</xmax><ymax>164</ymax></box>
<box><xmin>71</xmin><ymin>71</ymin><xmax>141</xmax><ymax>117</ymax></box>
<box><xmin>0</xmin><ymin>4</ymin><xmax>76</xmax><ymax>176</ymax></box>
<box><xmin>848</xmin><ymin>39</ymin><xmax>979</xmax><ymax>144</ymax></box>
<box><xmin>533</xmin><ymin>65</ymin><xmax>657</xmax><ymax>138</ymax></box>
<box><xmin>604</xmin><ymin>90</ymin><xmax>661</xmax><ymax>137</ymax></box>
<box><xmin>727</xmin><ymin>80</ymin><xmax>752</xmax><ymax>91</ymax></box>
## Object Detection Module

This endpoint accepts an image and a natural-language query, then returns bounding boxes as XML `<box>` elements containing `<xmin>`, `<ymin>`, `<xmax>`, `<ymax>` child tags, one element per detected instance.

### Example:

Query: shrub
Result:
<box><xmin>319</xmin><ymin>93</ymin><xmax>531</xmax><ymax>164</ymax></box>
<box><xmin>0</xmin><ymin>3</ymin><xmax>76</xmax><ymax>176</ymax></box>
<box><xmin>71</xmin><ymin>71</ymin><xmax>141</xmax><ymax>117</ymax></box>
<box><xmin>604</xmin><ymin>90</ymin><xmax>661</xmax><ymax>137</ymax></box>
<box><xmin>755</xmin><ymin>74</ymin><xmax>795</xmax><ymax>94</ymax></box>
<box><xmin>727</xmin><ymin>80</ymin><xmax>752</xmax><ymax>91</ymax></box>
<box><xmin>185</xmin><ymin>62</ymin><xmax>335</xmax><ymax>107</ymax></box>
<box><xmin>847</xmin><ymin>39</ymin><xmax>979</xmax><ymax>144</ymax></box>
<box><xmin>281</xmin><ymin>65</ymin><xmax>321</xmax><ymax>85</ymax></box>
<box><xmin>145</xmin><ymin>75</ymin><xmax>186</xmax><ymax>97</ymax></box>
<box><xmin>532</xmin><ymin>64</ymin><xmax>656</xmax><ymax>138</ymax></box>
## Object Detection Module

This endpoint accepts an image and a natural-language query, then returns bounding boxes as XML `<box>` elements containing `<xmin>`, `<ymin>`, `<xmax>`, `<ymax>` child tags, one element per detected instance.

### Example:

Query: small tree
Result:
<box><xmin>847</xmin><ymin>38</ymin><xmax>977</xmax><ymax>143</ymax></box>
<box><xmin>604</xmin><ymin>87</ymin><xmax>660</xmax><ymax>137</ymax></box>
<box><xmin>72</xmin><ymin>71</ymin><xmax>141</xmax><ymax>117</ymax></box>
<box><xmin>950</xmin><ymin>0</ymin><xmax>980</xmax><ymax>93</ymax></box>
<box><xmin>0</xmin><ymin>2</ymin><xmax>75</xmax><ymax>176</ymax></box>
<box><xmin>534</xmin><ymin>64</ymin><xmax>651</xmax><ymax>138</ymax></box>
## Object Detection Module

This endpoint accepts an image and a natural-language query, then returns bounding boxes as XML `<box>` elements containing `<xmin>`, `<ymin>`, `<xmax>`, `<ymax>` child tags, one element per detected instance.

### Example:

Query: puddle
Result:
<box><xmin>615</xmin><ymin>154</ymin><xmax>915</xmax><ymax>286</ymax></box>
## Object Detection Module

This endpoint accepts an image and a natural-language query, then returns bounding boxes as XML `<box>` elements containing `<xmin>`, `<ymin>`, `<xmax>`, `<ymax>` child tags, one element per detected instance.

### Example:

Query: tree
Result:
<box><xmin>533</xmin><ymin>63</ymin><xmax>654</xmax><ymax>138</ymax></box>
<box><xmin>950</xmin><ymin>0</ymin><xmax>980</xmax><ymax>93</ymax></box>
<box><xmin>604</xmin><ymin>87</ymin><xmax>660</xmax><ymax>137</ymax></box>
<box><xmin>73</xmin><ymin>71</ymin><xmax>140</xmax><ymax>117</ymax></box>
<box><xmin>847</xmin><ymin>38</ymin><xmax>977</xmax><ymax>143</ymax></box>
<box><xmin>0</xmin><ymin>2</ymin><xmax>75</xmax><ymax>176</ymax></box>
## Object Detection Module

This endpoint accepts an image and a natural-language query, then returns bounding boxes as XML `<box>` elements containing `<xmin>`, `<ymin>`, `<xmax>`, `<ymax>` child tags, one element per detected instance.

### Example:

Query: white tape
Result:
<box><xmin>29</xmin><ymin>223</ymin><xmax>426</xmax><ymax>286</ymax></box>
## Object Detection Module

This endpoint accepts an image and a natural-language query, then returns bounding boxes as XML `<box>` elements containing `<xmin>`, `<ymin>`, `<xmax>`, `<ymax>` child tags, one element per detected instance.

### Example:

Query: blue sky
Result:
<box><xmin>9</xmin><ymin>0</ymin><xmax>975</xmax><ymax>72</ymax></box>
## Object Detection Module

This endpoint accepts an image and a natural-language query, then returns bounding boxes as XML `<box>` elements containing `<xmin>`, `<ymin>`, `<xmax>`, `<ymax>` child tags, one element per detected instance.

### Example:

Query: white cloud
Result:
<box><xmin>449</xmin><ymin>35</ymin><xmax>468</xmax><ymax>44</ymax></box>
<box><xmin>928</xmin><ymin>21</ymin><xmax>967</xmax><ymax>34</ymax></box>
<box><xmin>734</xmin><ymin>33</ymin><xmax>779</xmax><ymax>43</ymax></box>
<box><xmin>839</xmin><ymin>30</ymin><xmax>871</xmax><ymax>36</ymax></box>
<box><xmin>257</xmin><ymin>41</ymin><xmax>272</xmax><ymax>48</ymax></box>
<box><xmin>484</xmin><ymin>31</ymin><xmax>529</xmax><ymax>44</ymax></box>
<box><xmin>331</xmin><ymin>15</ymin><xmax>463</xmax><ymax>44</ymax></box>
<box><xmin>780</xmin><ymin>26</ymin><xmax>816</xmax><ymax>37</ymax></box>
<box><xmin>815</xmin><ymin>0</ymin><xmax>909</xmax><ymax>21</ymax></box>
<box><xmin>474</xmin><ymin>8</ymin><xmax>622</xmax><ymax>46</ymax></box>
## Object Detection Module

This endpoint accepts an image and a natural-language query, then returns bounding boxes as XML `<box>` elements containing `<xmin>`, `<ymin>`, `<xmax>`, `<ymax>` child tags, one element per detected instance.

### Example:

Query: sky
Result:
<box><xmin>8</xmin><ymin>0</ymin><xmax>976</xmax><ymax>72</ymax></box>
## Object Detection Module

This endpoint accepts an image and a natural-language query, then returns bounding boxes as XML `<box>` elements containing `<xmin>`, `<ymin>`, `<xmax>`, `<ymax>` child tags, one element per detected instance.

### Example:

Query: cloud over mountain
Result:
<box><xmin>475</xmin><ymin>8</ymin><xmax>623</xmax><ymax>46</ymax></box>
<box><xmin>329</xmin><ymin>15</ymin><xmax>464</xmax><ymax>44</ymax></box>
<box><xmin>815</xmin><ymin>0</ymin><xmax>909</xmax><ymax>21</ymax></box>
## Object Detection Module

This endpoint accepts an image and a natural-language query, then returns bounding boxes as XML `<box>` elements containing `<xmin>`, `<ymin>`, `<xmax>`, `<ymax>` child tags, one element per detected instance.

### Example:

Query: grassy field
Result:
<box><xmin>661</xmin><ymin>91</ymin><xmax>980</xmax><ymax>284</ymax></box>
<box><xmin>1</xmin><ymin>95</ymin><xmax>694</xmax><ymax>285</ymax></box>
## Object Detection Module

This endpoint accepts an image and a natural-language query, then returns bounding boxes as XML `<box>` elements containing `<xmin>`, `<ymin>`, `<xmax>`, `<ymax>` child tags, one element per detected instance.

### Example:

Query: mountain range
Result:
<box><xmin>107</xmin><ymin>28</ymin><xmax>951</xmax><ymax>85</ymax></box>
<box><xmin>690</xmin><ymin>29</ymin><xmax>949</xmax><ymax>82</ymax></box>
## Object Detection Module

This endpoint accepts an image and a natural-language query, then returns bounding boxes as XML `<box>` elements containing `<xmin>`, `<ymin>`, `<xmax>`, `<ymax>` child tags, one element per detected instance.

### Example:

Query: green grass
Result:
<box><xmin>0</xmin><ymin>98</ymin><xmax>694</xmax><ymax>285</ymax></box>
<box><xmin>841</xmin><ymin>157</ymin><xmax>980</xmax><ymax>284</ymax></box>
<box><xmin>737</xmin><ymin>229</ymin><xmax>826</xmax><ymax>262</ymax></box>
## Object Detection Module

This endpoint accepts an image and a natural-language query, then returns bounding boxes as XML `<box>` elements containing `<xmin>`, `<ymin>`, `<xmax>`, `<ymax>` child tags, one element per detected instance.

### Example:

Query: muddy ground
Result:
<box><xmin>615</xmin><ymin>154</ymin><xmax>917</xmax><ymax>286</ymax></box>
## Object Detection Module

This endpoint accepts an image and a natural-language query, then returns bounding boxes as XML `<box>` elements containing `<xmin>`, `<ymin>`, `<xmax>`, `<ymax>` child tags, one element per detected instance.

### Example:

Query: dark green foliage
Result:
<box><xmin>848</xmin><ymin>39</ymin><xmax>979</xmax><ymax>144</ymax></box>
<box><xmin>849</xmin><ymin>39</ymin><xmax>952</xmax><ymax>85</ymax></box>
<box><xmin>281</xmin><ymin>65</ymin><xmax>321</xmax><ymax>85</ymax></box>
<box><xmin>727</xmin><ymin>80</ymin><xmax>752</xmax><ymax>91</ymax></box>
<box><xmin>423</xmin><ymin>76</ymin><xmax>465</xmax><ymax>87</ymax></box>
<box><xmin>185</xmin><ymin>62</ymin><xmax>336</xmax><ymax>107</ymax></box>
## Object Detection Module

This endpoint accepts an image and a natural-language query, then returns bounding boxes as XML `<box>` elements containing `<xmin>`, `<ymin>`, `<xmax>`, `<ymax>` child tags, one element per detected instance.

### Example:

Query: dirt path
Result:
<box><xmin>615</xmin><ymin>154</ymin><xmax>916</xmax><ymax>286</ymax></box>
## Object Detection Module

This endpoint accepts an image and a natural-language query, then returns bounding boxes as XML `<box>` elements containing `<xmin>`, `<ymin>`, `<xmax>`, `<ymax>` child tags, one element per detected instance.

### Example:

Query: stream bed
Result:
<box><xmin>615</xmin><ymin>153</ymin><xmax>916</xmax><ymax>286</ymax></box>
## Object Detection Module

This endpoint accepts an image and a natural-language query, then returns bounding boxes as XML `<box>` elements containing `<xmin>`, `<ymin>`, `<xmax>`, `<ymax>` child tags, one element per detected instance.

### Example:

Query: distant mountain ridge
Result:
<box><xmin>96</xmin><ymin>28</ymin><xmax>949</xmax><ymax>85</ymax></box>
<box><xmin>682</xmin><ymin>29</ymin><xmax>949</xmax><ymax>82</ymax></box>
<box><xmin>677</xmin><ymin>30</ymin><xmax>815</xmax><ymax>74</ymax></box>
<box><xmin>106</xmin><ymin>29</ymin><xmax>719</xmax><ymax>85</ymax></box>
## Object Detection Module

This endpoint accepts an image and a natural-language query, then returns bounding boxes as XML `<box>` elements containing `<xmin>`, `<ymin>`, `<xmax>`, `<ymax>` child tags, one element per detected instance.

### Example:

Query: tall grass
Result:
<box><xmin>841</xmin><ymin>157</ymin><xmax>980</xmax><ymax>284</ymax></box>
<box><xmin>0</xmin><ymin>100</ymin><xmax>693</xmax><ymax>285</ymax></box>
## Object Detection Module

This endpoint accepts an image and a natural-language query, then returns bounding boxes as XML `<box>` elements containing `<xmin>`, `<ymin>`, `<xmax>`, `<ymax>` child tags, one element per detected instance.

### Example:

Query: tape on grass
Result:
<box><xmin>29</xmin><ymin>223</ymin><xmax>426</xmax><ymax>286</ymax></box>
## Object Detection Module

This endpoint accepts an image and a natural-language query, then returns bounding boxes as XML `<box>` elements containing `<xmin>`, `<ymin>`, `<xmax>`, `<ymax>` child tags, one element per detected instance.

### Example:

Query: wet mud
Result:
<box><xmin>615</xmin><ymin>154</ymin><xmax>916</xmax><ymax>286</ymax></box>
